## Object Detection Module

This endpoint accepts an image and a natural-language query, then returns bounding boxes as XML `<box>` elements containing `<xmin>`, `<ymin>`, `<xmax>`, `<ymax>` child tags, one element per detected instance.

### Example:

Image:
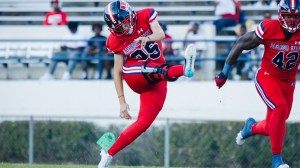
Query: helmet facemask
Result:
<box><xmin>279</xmin><ymin>12</ymin><xmax>300</xmax><ymax>33</ymax></box>
<box><xmin>109</xmin><ymin>13</ymin><xmax>136</xmax><ymax>36</ymax></box>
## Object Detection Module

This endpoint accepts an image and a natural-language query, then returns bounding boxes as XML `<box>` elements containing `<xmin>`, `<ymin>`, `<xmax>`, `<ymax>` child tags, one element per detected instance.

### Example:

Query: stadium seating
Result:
<box><xmin>0</xmin><ymin>0</ymin><xmax>277</xmax><ymax>24</ymax></box>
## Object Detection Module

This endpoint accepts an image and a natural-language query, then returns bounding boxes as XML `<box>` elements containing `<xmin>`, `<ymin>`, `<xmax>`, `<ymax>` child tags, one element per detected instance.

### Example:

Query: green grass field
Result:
<box><xmin>0</xmin><ymin>163</ymin><xmax>95</xmax><ymax>168</ymax></box>
<box><xmin>0</xmin><ymin>163</ymin><xmax>161</xmax><ymax>168</ymax></box>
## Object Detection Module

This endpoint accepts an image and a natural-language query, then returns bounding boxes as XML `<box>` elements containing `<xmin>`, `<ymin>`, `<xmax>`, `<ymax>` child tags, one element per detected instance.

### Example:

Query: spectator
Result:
<box><xmin>159</xmin><ymin>22</ymin><xmax>177</xmax><ymax>64</ymax></box>
<box><xmin>81</xmin><ymin>23</ymin><xmax>112</xmax><ymax>80</ymax></box>
<box><xmin>160</xmin><ymin>22</ymin><xmax>173</xmax><ymax>56</ymax></box>
<box><xmin>40</xmin><ymin>22</ymin><xmax>87</xmax><ymax>80</ymax></box>
<box><xmin>43</xmin><ymin>0</ymin><xmax>68</xmax><ymax>26</ymax></box>
<box><xmin>244</xmin><ymin>10</ymin><xmax>271</xmax><ymax>32</ymax></box>
<box><xmin>232</xmin><ymin>24</ymin><xmax>252</xmax><ymax>80</ymax></box>
<box><xmin>263</xmin><ymin>11</ymin><xmax>272</xmax><ymax>20</ymax></box>
<box><xmin>184</xmin><ymin>22</ymin><xmax>207</xmax><ymax>56</ymax></box>
<box><xmin>213</xmin><ymin>0</ymin><xmax>240</xmax><ymax>33</ymax></box>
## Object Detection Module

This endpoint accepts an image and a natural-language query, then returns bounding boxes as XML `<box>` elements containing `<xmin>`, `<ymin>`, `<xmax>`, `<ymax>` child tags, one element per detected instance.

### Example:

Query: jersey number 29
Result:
<box><xmin>130</xmin><ymin>42</ymin><xmax>161</xmax><ymax>60</ymax></box>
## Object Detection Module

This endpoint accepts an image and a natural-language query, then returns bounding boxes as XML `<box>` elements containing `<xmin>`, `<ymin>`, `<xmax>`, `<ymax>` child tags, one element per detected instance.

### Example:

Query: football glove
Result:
<box><xmin>215</xmin><ymin>72</ymin><xmax>228</xmax><ymax>89</ymax></box>
<box><xmin>215</xmin><ymin>63</ymin><xmax>232</xmax><ymax>89</ymax></box>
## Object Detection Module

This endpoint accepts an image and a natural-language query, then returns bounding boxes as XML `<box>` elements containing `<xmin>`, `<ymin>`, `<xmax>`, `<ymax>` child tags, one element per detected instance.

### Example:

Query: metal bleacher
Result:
<box><xmin>0</xmin><ymin>0</ymin><xmax>278</xmax><ymax>24</ymax></box>
<box><xmin>0</xmin><ymin>41</ymin><xmax>55</xmax><ymax>79</ymax></box>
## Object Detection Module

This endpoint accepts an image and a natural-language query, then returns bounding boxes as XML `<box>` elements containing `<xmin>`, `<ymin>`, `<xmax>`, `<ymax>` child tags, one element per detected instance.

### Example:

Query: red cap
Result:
<box><xmin>51</xmin><ymin>0</ymin><xmax>59</xmax><ymax>3</ymax></box>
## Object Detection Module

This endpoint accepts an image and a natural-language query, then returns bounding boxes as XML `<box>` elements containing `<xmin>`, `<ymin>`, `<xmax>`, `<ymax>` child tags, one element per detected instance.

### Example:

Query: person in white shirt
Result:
<box><xmin>40</xmin><ymin>21</ymin><xmax>87</xmax><ymax>80</ymax></box>
<box><xmin>184</xmin><ymin>22</ymin><xmax>207</xmax><ymax>52</ymax></box>
<box><xmin>183</xmin><ymin>22</ymin><xmax>207</xmax><ymax>71</ymax></box>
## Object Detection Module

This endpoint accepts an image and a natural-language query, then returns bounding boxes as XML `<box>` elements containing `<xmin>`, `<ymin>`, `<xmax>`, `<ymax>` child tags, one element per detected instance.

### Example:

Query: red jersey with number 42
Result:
<box><xmin>106</xmin><ymin>8</ymin><xmax>166</xmax><ymax>66</ymax></box>
<box><xmin>255</xmin><ymin>20</ymin><xmax>300</xmax><ymax>82</ymax></box>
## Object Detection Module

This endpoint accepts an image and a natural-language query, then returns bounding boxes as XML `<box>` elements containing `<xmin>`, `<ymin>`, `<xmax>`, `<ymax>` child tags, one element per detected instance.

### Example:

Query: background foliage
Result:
<box><xmin>0</xmin><ymin>121</ymin><xmax>299</xmax><ymax>167</ymax></box>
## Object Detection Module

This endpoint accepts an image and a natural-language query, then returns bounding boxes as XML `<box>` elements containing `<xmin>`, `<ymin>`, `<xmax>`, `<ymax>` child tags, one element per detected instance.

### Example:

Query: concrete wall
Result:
<box><xmin>0</xmin><ymin>80</ymin><xmax>299</xmax><ymax>123</ymax></box>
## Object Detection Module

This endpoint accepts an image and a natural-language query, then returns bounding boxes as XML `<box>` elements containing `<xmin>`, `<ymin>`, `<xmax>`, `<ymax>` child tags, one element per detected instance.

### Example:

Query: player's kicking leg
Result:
<box><xmin>184</xmin><ymin>44</ymin><xmax>197</xmax><ymax>77</ymax></box>
<box><xmin>236</xmin><ymin>117</ymin><xmax>256</xmax><ymax>145</ymax></box>
<box><xmin>140</xmin><ymin>44</ymin><xmax>197</xmax><ymax>83</ymax></box>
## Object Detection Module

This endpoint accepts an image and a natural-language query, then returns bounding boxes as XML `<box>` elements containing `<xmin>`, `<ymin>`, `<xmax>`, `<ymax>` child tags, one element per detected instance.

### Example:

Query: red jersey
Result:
<box><xmin>255</xmin><ymin>20</ymin><xmax>300</xmax><ymax>82</ymax></box>
<box><xmin>106</xmin><ymin>8</ymin><xmax>166</xmax><ymax>67</ymax></box>
<box><xmin>43</xmin><ymin>11</ymin><xmax>68</xmax><ymax>26</ymax></box>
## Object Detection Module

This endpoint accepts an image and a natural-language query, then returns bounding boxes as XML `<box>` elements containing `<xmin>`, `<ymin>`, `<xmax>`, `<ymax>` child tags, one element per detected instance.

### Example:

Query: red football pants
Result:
<box><xmin>108</xmin><ymin>62</ymin><xmax>184</xmax><ymax>156</ymax></box>
<box><xmin>252</xmin><ymin>68</ymin><xmax>295</xmax><ymax>154</ymax></box>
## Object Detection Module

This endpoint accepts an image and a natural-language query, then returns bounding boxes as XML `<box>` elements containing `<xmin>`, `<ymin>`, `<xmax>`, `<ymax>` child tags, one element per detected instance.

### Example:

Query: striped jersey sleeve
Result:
<box><xmin>138</xmin><ymin>8</ymin><xmax>158</xmax><ymax>24</ymax></box>
<box><xmin>149</xmin><ymin>9</ymin><xmax>158</xmax><ymax>23</ymax></box>
<box><xmin>255</xmin><ymin>21</ymin><xmax>265</xmax><ymax>40</ymax></box>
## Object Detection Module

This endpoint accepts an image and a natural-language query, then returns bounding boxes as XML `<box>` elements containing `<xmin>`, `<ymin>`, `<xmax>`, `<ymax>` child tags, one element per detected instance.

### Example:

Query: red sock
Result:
<box><xmin>167</xmin><ymin>65</ymin><xmax>184</xmax><ymax>79</ymax></box>
<box><xmin>252</xmin><ymin>108</ymin><xmax>272</xmax><ymax>136</ymax></box>
<box><xmin>252</xmin><ymin>120</ymin><xmax>268</xmax><ymax>136</ymax></box>
<box><xmin>269</xmin><ymin>106</ymin><xmax>287</xmax><ymax>154</ymax></box>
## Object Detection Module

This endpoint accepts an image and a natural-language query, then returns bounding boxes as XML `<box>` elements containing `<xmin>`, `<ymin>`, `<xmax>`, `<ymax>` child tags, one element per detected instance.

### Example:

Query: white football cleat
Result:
<box><xmin>98</xmin><ymin>149</ymin><xmax>113</xmax><ymax>168</ymax></box>
<box><xmin>277</xmin><ymin>164</ymin><xmax>289</xmax><ymax>168</ymax></box>
<box><xmin>184</xmin><ymin>44</ymin><xmax>197</xmax><ymax>77</ymax></box>
<box><xmin>236</xmin><ymin>118</ymin><xmax>256</xmax><ymax>145</ymax></box>
<box><xmin>236</xmin><ymin>131</ymin><xmax>245</xmax><ymax>145</ymax></box>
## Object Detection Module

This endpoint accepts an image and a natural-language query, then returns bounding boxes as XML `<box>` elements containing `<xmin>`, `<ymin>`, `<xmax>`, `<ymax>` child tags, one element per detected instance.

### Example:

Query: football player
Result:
<box><xmin>98</xmin><ymin>0</ymin><xmax>197</xmax><ymax>167</ymax></box>
<box><xmin>215</xmin><ymin>0</ymin><xmax>300</xmax><ymax>167</ymax></box>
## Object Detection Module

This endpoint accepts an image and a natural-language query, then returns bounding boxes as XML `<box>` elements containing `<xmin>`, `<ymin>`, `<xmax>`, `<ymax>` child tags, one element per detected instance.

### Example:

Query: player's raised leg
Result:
<box><xmin>236</xmin><ymin>117</ymin><xmax>256</xmax><ymax>145</ymax></box>
<box><xmin>184</xmin><ymin>44</ymin><xmax>197</xmax><ymax>77</ymax></box>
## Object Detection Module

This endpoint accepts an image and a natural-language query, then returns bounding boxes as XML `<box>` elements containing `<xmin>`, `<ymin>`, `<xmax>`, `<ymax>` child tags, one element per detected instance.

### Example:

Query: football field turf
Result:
<box><xmin>0</xmin><ymin>163</ymin><xmax>162</xmax><ymax>168</ymax></box>
<box><xmin>0</xmin><ymin>163</ymin><xmax>95</xmax><ymax>168</ymax></box>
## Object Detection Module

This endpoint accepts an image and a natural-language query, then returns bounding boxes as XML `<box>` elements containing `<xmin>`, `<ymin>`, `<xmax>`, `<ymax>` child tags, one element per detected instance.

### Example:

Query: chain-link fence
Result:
<box><xmin>0</xmin><ymin>115</ymin><xmax>299</xmax><ymax>167</ymax></box>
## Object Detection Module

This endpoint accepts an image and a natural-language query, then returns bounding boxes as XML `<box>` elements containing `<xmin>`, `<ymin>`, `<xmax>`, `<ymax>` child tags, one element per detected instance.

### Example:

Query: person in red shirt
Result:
<box><xmin>160</xmin><ymin>22</ymin><xmax>180</xmax><ymax>65</ymax></box>
<box><xmin>215</xmin><ymin>0</ymin><xmax>300</xmax><ymax>167</ymax></box>
<box><xmin>160</xmin><ymin>22</ymin><xmax>174</xmax><ymax>56</ymax></box>
<box><xmin>213</xmin><ymin>0</ymin><xmax>241</xmax><ymax>32</ymax></box>
<box><xmin>43</xmin><ymin>0</ymin><xmax>68</xmax><ymax>26</ymax></box>
<box><xmin>97</xmin><ymin>0</ymin><xmax>197</xmax><ymax>167</ymax></box>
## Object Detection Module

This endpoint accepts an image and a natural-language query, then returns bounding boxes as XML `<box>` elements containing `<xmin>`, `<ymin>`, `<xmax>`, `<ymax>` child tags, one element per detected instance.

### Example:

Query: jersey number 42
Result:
<box><xmin>272</xmin><ymin>51</ymin><xmax>299</xmax><ymax>70</ymax></box>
